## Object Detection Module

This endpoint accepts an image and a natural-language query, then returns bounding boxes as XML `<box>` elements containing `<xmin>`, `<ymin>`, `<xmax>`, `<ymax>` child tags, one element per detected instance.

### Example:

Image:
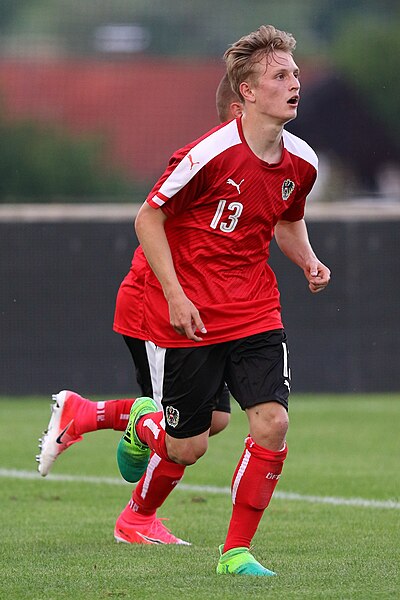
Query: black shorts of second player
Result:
<box><xmin>160</xmin><ymin>329</ymin><xmax>291</xmax><ymax>439</ymax></box>
<box><xmin>123</xmin><ymin>335</ymin><xmax>154</xmax><ymax>398</ymax></box>
<box><xmin>123</xmin><ymin>334</ymin><xmax>231</xmax><ymax>414</ymax></box>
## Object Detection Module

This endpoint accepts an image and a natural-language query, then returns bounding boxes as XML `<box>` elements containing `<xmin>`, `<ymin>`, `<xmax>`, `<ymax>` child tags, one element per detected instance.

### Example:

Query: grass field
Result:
<box><xmin>0</xmin><ymin>394</ymin><xmax>399</xmax><ymax>600</ymax></box>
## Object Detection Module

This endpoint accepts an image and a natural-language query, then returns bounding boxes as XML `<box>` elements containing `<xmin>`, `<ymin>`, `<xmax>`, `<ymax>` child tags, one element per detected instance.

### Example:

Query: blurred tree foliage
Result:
<box><xmin>1</xmin><ymin>0</ymin><xmax>315</xmax><ymax>56</ymax></box>
<box><xmin>0</xmin><ymin>0</ymin><xmax>31</xmax><ymax>31</ymax></box>
<box><xmin>0</xmin><ymin>118</ymin><xmax>137</xmax><ymax>202</ymax></box>
<box><xmin>1</xmin><ymin>0</ymin><xmax>399</xmax><ymax>200</ymax></box>
<box><xmin>2</xmin><ymin>0</ymin><xmax>399</xmax><ymax>58</ymax></box>
<box><xmin>331</xmin><ymin>13</ymin><xmax>400</xmax><ymax>141</ymax></box>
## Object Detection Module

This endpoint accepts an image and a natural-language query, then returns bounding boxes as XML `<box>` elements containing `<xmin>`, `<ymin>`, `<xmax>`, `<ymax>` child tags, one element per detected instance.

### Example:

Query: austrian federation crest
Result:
<box><xmin>282</xmin><ymin>179</ymin><xmax>295</xmax><ymax>201</ymax></box>
<box><xmin>166</xmin><ymin>405</ymin><xmax>180</xmax><ymax>428</ymax></box>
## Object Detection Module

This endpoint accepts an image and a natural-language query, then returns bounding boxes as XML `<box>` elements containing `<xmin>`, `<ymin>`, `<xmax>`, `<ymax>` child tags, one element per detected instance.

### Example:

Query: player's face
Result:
<box><xmin>251</xmin><ymin>50</ymin><xmax>300</xmax><ymax>125</ymax></box>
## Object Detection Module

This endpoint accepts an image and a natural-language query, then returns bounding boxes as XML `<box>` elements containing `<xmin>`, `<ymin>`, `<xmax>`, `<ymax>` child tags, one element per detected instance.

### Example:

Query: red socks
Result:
<box><xmin>123</xmin><ymin>453</ymin><xmax>186</xmax><ymax>517</ymax></box>
<box><xmin>118</xmin><ymin>411</ymin><xmax>184</xmax><ymax>520</ymax></box>
<box><xmin>135</xmin><ymin>411</ymin><xmax>171</xmax><ymax>461</ymax></box>
<box><xmin>223</xmin><ymin>436</ymin><xmax>288</xmax><ymax>552</ymax></box>
<box><xmin>77</xmin><ymin>395</ymin><xmax>285</xmax><ymax>548</ymax></box>
<box><xmin>72</xmin><ymin>395</ymin><xmax>183</xmax><ymax>522</ymax></box>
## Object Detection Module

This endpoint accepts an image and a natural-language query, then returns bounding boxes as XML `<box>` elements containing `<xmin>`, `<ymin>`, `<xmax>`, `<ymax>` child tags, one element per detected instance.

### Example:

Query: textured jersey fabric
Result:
<box><xmin>119</xmin><ymin>117</ymin><xmax>317</xmax><ymax>347</ymax></box>
<box><xmin>113</xmin><ymin>246</ymin><xmax>149</xmax><ymax>339</ymax></box>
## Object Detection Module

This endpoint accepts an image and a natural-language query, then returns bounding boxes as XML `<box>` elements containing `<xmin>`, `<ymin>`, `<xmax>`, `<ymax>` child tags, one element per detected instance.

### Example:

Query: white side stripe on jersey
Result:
<box><xmin>283</xmin><ymin>129</ymin><xmax>318</xmax><ymax>171</ymax></box>
<box><xmin>155</xmin><ymin>120</ymin><xmax>242</xmax><ymax>205</ymax></box>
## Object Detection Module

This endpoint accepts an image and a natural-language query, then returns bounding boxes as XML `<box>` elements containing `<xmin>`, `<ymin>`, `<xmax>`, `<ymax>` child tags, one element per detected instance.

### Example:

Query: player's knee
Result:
<box><xmin>169</xmin><ymin>446</ymin><xmax>207</xmax><ymax>466</ymax></box>
<box><xmin>166</xmin><ymin>435</ymin><xmax>208</xmax><ymax>466</ymax></box>
<box><xmin>269</xmin><ymin>408</ymin><xmax>289</xmax><ymax>437</ymax></box>
<box><xmin>209</xmin><ymin>411</ymin><xmax>230</xmax><ymax>436</ymax></box>
<box><xmin>248</xmin><ymin>402</ymin><xmax>289</xmax><ymax>449</ymax></box>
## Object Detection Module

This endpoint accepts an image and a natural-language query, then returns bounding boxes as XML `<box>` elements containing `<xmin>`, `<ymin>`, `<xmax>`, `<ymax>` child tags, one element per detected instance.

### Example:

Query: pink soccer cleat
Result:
<box><xmin>36</xmin><ymin>390</ymin><xmax>84</xmax><ymax>477</ymax></box>
<box><xmin>114</xmin><ymin>511</ymin><xmax>191</xmax><ymax>545</ymax></box>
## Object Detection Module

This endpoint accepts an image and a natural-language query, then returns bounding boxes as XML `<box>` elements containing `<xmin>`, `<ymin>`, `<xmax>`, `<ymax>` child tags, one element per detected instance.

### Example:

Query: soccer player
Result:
<box><xmin>215</xmin><ymin>72</ymin><xmax>244</xmax><ymax>123</ymax></box>
<box><xmin>36</xmin><ymin>76</ymin><xmax>244</xmax><ymax>545</ymax></box>
<box><xmin>117</xmin><ymin>25</ymin><xmax>330</xmax><ymax>576</ymax></box>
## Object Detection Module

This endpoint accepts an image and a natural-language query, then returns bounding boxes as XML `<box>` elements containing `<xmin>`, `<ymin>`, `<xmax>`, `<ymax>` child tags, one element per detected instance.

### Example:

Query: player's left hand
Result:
<box><xmin>305</xmin><ymin>260</ymin><xmax>331</xmax><ymax>294</ymax></box>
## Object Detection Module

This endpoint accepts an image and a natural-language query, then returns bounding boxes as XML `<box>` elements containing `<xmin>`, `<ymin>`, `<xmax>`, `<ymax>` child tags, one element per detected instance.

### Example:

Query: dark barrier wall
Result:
<box><xmin>1</xmin><ymin>213</ymin><xmax>399</xmax><ymax>395</ymax></box>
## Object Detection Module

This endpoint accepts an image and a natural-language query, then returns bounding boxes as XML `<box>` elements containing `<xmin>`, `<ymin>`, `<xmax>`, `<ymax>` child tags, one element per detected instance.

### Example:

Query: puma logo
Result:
<box><xmin>226</xmin><ymin>178</ymin><xmax>244</xmax><ymax>194</ymax></box>
<box><xmin>188</xmin><ymin>153</ymin><xmax>200</xmax><ymax>170</ymax></box>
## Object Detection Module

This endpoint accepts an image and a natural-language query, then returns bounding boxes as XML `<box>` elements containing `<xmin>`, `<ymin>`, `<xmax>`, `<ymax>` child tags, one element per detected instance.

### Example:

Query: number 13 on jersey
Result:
<box><xmin>210</xmin><ymin>200</ymin><xmax>244</xmax><ymax>232</ymax></box>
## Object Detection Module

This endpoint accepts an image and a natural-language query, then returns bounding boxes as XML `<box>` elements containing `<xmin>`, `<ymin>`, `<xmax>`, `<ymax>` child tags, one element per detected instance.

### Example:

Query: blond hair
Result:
<box><xmin>224</xmin><ymin>25</ymin><xmax>296</xmax><ymax>101</ymax></box>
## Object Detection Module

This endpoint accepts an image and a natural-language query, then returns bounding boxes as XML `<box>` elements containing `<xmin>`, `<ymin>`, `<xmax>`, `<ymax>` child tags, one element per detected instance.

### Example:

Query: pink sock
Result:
<box><xmin>95</xmin><ymin>399</ymin><xmax>135</xmax><ymax>431</ymax></box>
<box><xmin>72</xmin><ymin>394</ymin><xmax>135</xmax><ymax>435</ymax></box>
<box><xmin>122</xmin><ymin>453</ymin><xmax>186</xmax><ymax>518</ymax></box>
<box><xmin>223</xmin><ymin>436</ymin><xmax>288</xmax><ymax>552</ymax></box>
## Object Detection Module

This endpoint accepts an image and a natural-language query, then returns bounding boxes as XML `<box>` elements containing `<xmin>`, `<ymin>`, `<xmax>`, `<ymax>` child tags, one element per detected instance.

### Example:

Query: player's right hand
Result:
<box><xmin>168</xmin><ymin>294</ymin><xmax>207</xmax><ymax>342</ymax></box>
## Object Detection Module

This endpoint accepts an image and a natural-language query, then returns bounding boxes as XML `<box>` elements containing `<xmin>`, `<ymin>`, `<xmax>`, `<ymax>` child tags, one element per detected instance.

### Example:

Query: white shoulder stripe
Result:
<box><xmin>283</xmin><ymin>129</ymin><xmax>318</xmax><ymax>171</ymax></box>
<box><xmin>151</xmin><ymin>195</ymin><xmax>164</xmax><ymax>207</ymax></box>
<box><xmin>157</xmin><ymin>120</ymin><xmax>241</xmax><ymax>202</ymax></box>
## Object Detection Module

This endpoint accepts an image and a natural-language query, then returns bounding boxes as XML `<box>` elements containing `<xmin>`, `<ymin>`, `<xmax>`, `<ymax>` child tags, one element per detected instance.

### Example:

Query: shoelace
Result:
<box><xmin>148</xmin><ymin>517</ymin><xmax>177</xmax><ymax>541</ymax></box>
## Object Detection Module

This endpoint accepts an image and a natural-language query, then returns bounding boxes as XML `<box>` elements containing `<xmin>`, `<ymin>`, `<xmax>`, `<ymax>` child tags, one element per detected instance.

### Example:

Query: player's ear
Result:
<box><xmin>239</xmin><ymin>81</ymin><xmax>255</xmax><ymax>103</ymax></box>
<box><xmin>229</xmin><ymin>101</ymin><xmax>244</xmax><ymax>118</ymax></box>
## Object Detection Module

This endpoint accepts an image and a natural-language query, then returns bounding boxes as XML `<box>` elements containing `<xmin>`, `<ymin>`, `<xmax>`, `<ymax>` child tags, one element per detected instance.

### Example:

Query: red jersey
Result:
<box><xmin>135</xmin><ymin>117</ymin><xmax>317</xmax><ymax>347</ymax></box>
<box><xmin>113</xmin><ymin>246</ymin><xmax>149</xmax><ymax>339</ymax></box>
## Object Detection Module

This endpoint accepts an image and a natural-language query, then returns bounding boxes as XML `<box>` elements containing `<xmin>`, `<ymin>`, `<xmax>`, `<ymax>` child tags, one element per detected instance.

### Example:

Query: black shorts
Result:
<box><xmin>123</xmin><ymin>335</ymin><xmax>231</xmax><ymax>414</ymax></box>
<box><xmin>123</xmin><ymin>335</ymin><xmax>153</xmax><ymax>398</ymax></box>
<box><xmin>155</xmin><ymin>329</ymin><xmax>291</xmax><ymax>439</ymax></box>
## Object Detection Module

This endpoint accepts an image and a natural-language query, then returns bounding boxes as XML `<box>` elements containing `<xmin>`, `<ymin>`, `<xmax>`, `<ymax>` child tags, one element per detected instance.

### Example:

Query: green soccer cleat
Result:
<box><xmin>216</xmin><ymin>545</ymin><xmax>277</xmax><ymax>576</ymax></box>
<box><xmin>117</xmin><ymin>397</ymin><xmax>158</xmax><ymax>483</ymax></box>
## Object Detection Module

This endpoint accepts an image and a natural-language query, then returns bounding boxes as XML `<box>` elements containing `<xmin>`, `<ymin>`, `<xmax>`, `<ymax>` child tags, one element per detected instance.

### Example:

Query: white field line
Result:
<box><xmin>1</xmin><ymin>468</ymin><xmax>399</xmax><ymax>510</ymax></box>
